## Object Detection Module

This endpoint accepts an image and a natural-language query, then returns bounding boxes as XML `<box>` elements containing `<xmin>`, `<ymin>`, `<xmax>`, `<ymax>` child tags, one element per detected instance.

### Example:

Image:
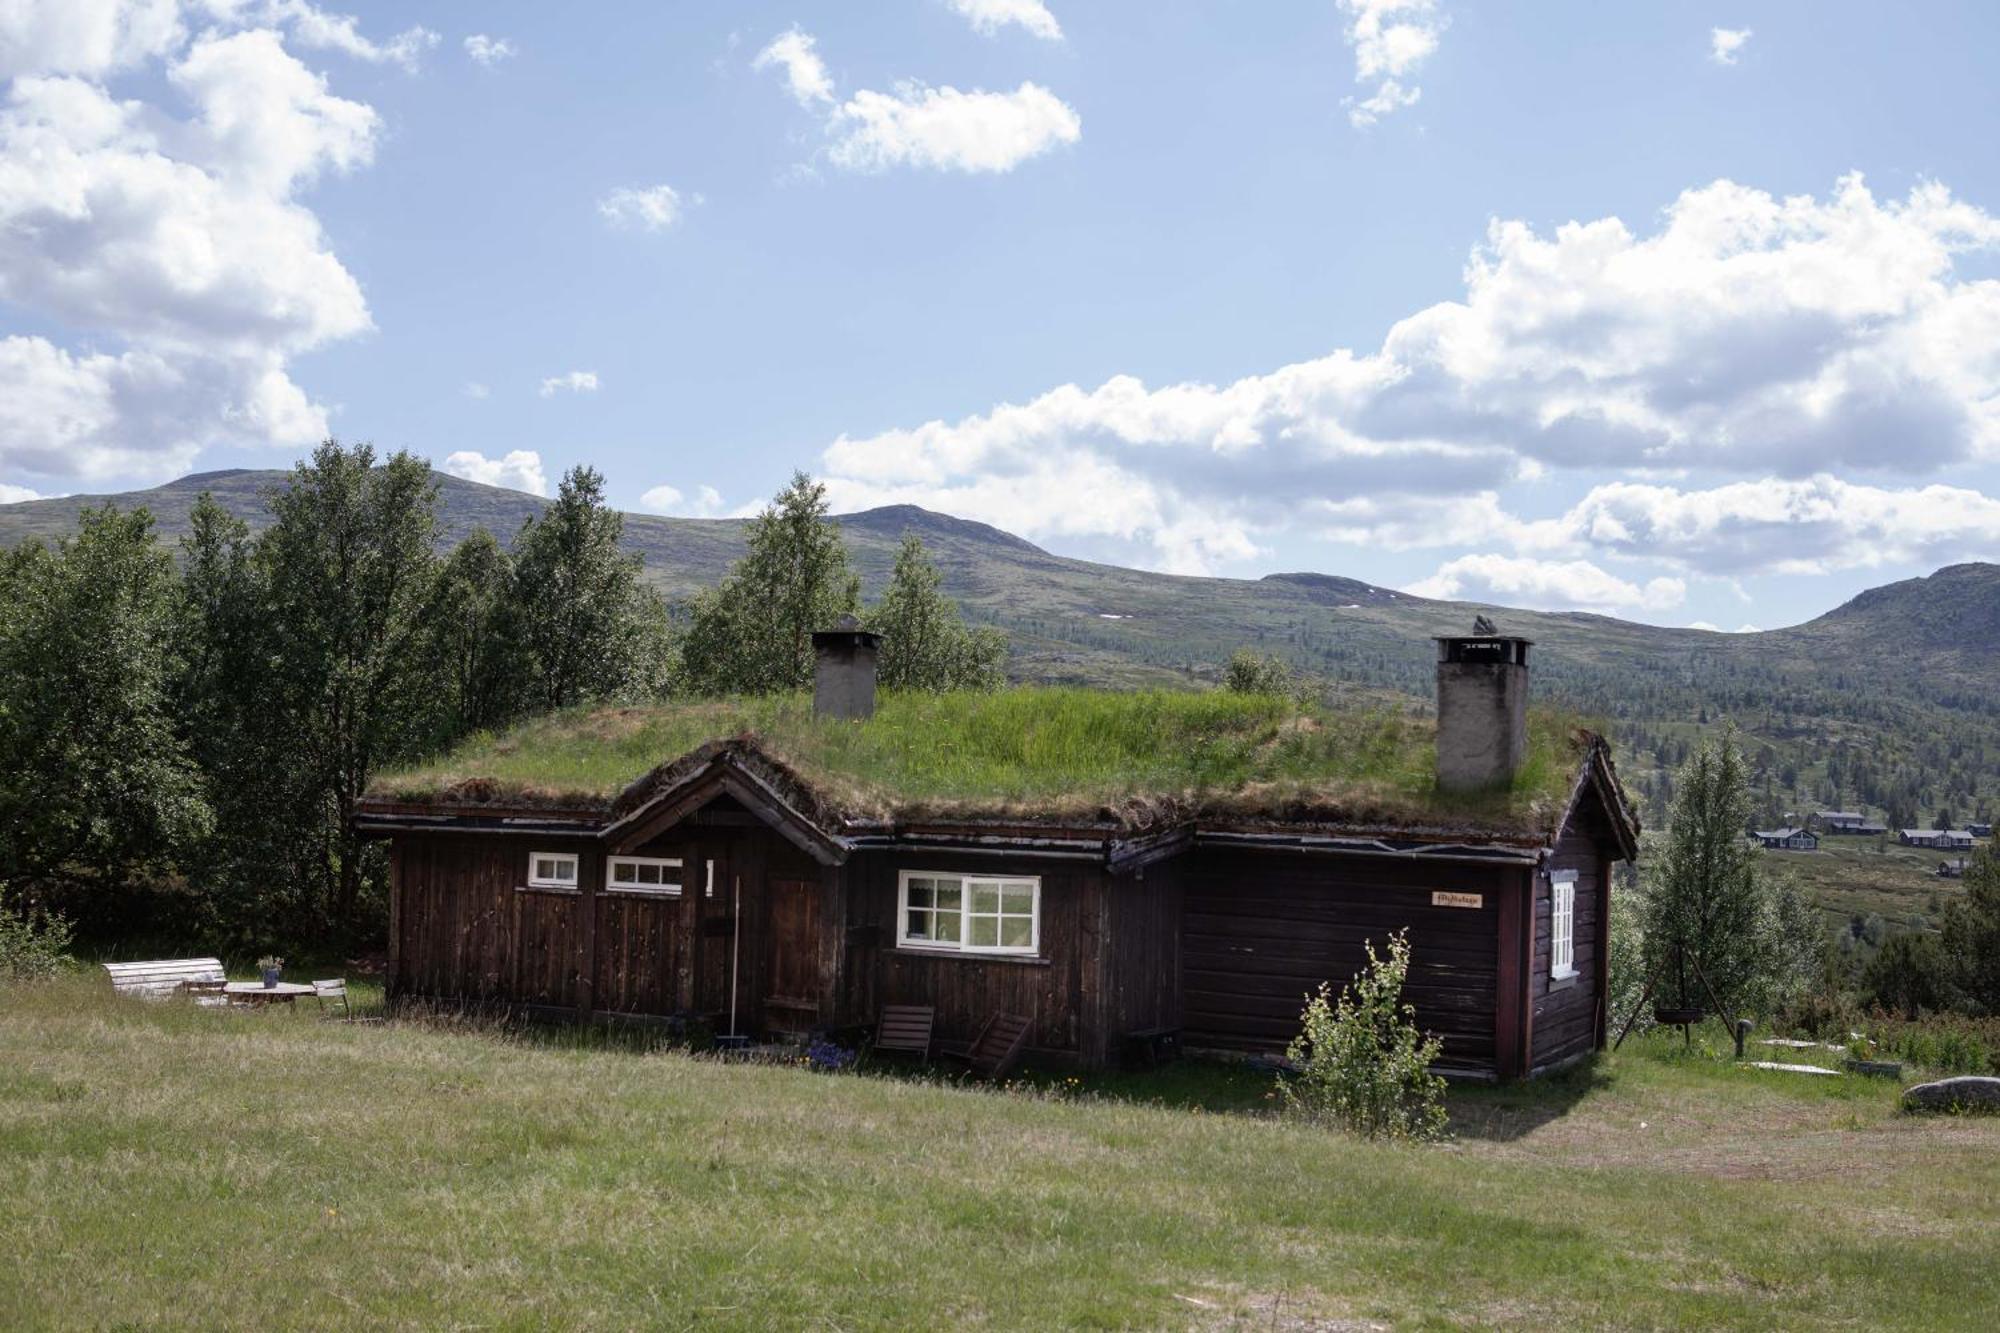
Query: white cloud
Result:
<box><xmin>946</xmin><ymin>0</ymin><xmax>1063</xmax><ymax>42</ymax></box>
<box><xmin>1405</xmin><ymin>554</ymin><xmax>1686</xmax><ymax>615</ymax></box>
<box><xmin>598</xmin><ymin>183</ymin><xmax>683</xmax><ymax>231</ymax></box>
<box><xmin>462</xmin><ymin>381</ymin><xmax>489</xmax><ymax>399</ymax></box>
<box><xmin>818</xmin><ymin>175</ymin><xmax>2000</xmax><ymax>572</ymax></box>
<box><xmin>640</xmin><ymin>483</ymin><xmax>727</xmax><ymax>517</ymax></box>
<box><xmin>0</xmin><ymin>8</ymin><xmax>414</xmax><ymax>486</ymax></box>
<box><xmin>829</xmin><ymin>81</ymin><xmax>1080</xmax><ymax>174</ymax></box>
<box><xmin>755</xmin><ymin>27</ymin><xmax>1080</xmax><ymax>174</ymax></box>
<box><xmin>442</xmin><ymin>449</ymin><xmax>547</xmax><ymax>496</ymax></box>
<box><xmin>463</xmin><ymin>33</ymin><xmax>514</xmax><ymax>67</ymax></box>
<box><xmin>0</xmin><ymin>481</ymin><xmax>42</xmax><ymax>503</ymax></box>
<box><xmin>753</xmin><ymin>27</ymin><xmax>833</xmax><ymax>107</ymax></box>
<box><xmin>1340</xmin><ymin>0</ymin><xmax>1445</xmax><ymax>128</ymax></box>
<box><xmin>538</xmin><ymin>370</ymin><xmax>599</xmax><ymax>397</ymax></box>
<box><xmin>1710</xmin><ymin>27</ymin><xmax>1752</xmax><ymax>66</ymax></box>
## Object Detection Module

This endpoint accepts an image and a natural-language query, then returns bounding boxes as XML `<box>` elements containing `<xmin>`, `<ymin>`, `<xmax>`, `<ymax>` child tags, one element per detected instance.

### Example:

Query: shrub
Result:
<box><xmin>1869</xmin><ymin>1014</ymin><xmax>2000</xmax><ymax>1076</ymax></box>
<box><xmin>1277</xmin><ymin>931</ymin><xmax>1447</xmax><ymax>1142</ymax></box>
<box><xmin>0</xmin><ymin>886</ymin><xmax>75</xmax><ymax>982</ymax></box>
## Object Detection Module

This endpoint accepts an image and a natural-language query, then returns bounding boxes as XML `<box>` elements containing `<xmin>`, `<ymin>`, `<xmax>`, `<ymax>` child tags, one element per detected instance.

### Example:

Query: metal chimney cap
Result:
<box><xmin>812</xmin><ymin>615</ymin><xmax>882</xmax><ymax>651</ymax></box>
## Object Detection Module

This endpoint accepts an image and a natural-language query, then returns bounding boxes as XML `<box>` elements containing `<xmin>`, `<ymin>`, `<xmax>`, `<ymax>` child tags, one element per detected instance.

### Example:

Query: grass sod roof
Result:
<box><xmin>368</xmin><ymin>687</ymin><xmax>1616</xmax><ymax>843</ymax></box>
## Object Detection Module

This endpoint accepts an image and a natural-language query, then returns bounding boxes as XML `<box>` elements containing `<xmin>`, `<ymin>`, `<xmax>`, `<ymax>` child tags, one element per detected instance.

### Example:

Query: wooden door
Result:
<box><xmin>762</xmin><ymin>876</ymin><xmax>821</xmax><ymax>1035</ymax></box>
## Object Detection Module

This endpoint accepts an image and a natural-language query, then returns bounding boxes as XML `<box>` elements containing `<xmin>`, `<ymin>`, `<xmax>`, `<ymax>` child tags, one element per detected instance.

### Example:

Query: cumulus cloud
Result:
<box><xmin>818</xmin><ymin>175</ymin><xmax>2000</xmax><ymax>572</ymax></box>
<box><xmin>0</xmin><ymin>7</ymin><xmax>404</xmax><ymax>485</ymax></box>
<box><xmin>640</xmin><ymin>483</ymin><xmax>728</xmax><ymax>517</ymax></box>
<box><xmin>947</xmin><ymin>0</ymin><xmax>1063</xmax><ymax>42</ymax></box>
<box><xmin>0</xmin><ymin>481</ymin><xmax>42</xmax><ymax>503</ymax></box>
<box><xmin>598</xmin><ymin>183</ymin><xmax>683</xmax><ymax>230</ymax></box>
<box><xmin>1340</xmin><ymin>0</ymin><xmax>1444</xmax><ymax>128</ymax></box>
<box><xmin>538</xmin><ymin>370</ymin><xmax>599</xmax><ymax>397</ymax></box>
<box><xmin>754</xmin><ymin>27</ymin><xmax>1080</xmax><ymax>174</ymax></box>
<box><xmin>463</xmin><ymin>33</ymin><xmax>514</xmax><ymax>66</ymax></box>
<box><xmin>1405</xmin><ymin>554</ymin><xmax>1687</xmax><ymax>615</ymax></box>
<box><xmin>442</xmin><ymin>449</ymin><xmax>547</xmax><ymax>496</ymax></box>
<box><xmin>753</xmin><ymin>27</ymin><xmax>834</xmax><ymax>107</ymax></box>
<box><xmin>1710</xmin><ymin>27</ymin><xmax>1752</xmax><ymax>66</ymax></box>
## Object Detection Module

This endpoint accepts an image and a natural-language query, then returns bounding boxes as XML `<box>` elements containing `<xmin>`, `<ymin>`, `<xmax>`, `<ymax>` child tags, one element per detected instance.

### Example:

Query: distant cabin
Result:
<box><xmin>1814</xmin><ymin>811</ymin><xmax>1886</xmax><ymax>836</ymax></box>
<box><xmin>1901</xmin><ymin>829</ymin><xmax>1977</xmax><ymax>849</ymax></box>
<box><xmin>1754</xmin><ymin>827</ymin><xmax>1819</xmax><ymax>851</ymax></box>
<box><xmin>1969</xmin><ymin>822</ymin><xmax>1994</xmax><ymax>839</ymax></box>
<box><xmin>356</xmin><ymin>627</ymin><xmax>1639</xmax><ymax>1082</ymax></box>
<box><xmin>1938</xmin><ymin>859</ymin><xmax>1970</xmax><ymax>879</ymax></box>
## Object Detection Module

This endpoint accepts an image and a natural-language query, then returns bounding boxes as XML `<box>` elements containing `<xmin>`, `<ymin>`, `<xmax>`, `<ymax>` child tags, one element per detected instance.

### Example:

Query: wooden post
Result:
<box><xmin>1495</xmin><ymin>873</ymin><xmax>1525</xmax><ymax>1080</ymax></box>
<box><xmin>577</xmin><ymin>846</ymin><xmax>598</xmax><ymax>1023</ymax></box>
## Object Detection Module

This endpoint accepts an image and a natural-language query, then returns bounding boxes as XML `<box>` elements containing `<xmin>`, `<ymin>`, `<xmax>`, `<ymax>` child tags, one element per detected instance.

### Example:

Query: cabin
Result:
<box><xmin>1969</xmin><ymin>823</ymin><xmax>1993</xmax><ymax>840</ymax></box>
<box><xmin>1815</xmin><ymin>811</ymin><xmax>1886</xmax><ymax>836</ymax></box>
<box><xmin>1901</xmin><ymin>829</ymin><xmax>1976</xmax><ymax>850</ymax></box>
<box><xmin>356</xmin><ymin>625</ymin><xmax>1639</xmax><ymax>1081</ymax></box>
<box><xmin>1938</xmin><ymin>859</ymin><xmax>1970</xmax><ymax>880</ymax></box>
<box><xmin>1754</xmin><ymin>827</ymin><xmax>1819</xmax><ymax>851</ymax></box>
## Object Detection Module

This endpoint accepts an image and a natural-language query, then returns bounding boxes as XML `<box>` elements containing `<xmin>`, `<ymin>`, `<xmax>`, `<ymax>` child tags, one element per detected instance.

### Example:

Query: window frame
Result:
<box><xmin>895</xmin><ymin>870</ymin><xmax>1041</xmax><ymax>958</ymax></box>
<box><xmin>526</xmin><ymin>851</ymin><xmax>580</xmax><ymax>891</ymax></box>
<box><xmin>605</xmin><ymin>855</ymin><xmax>684</xmax><ymax>898</ymax></box>
<box><xmin>1550</xmin><ymin>870</ymin><xmax>1577</xmax><ymax>981</ymax></box>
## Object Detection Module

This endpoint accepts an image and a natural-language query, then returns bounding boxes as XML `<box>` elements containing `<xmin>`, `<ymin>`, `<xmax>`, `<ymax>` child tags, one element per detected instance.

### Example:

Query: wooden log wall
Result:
<box><xmin>1180</xmin><ymin>848</ymin><xmax>1515</xmax><ymax>1077</ymax></box>
<box><xmin>1098</xmin><ymin>859</ymin><xmax>1184</xmax><ymax>1063</ymax></box>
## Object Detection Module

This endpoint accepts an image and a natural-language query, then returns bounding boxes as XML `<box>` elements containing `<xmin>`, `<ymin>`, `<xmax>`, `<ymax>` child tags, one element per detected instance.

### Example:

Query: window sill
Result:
<box><xmin>891</xmin><ymin>947</ymin><xmax>1050</xmax><ymax>967</ymax></box>
<box><xmin>518</xmin><ymin>884</ymin><xmax>580</xmax><ymax>897</ymax></box>
<box><xmin>1549</xmin><ymin>968</ymin><xmax>1579</xmax><ymax>988</ymax></box>
<box><xmin>604</xmin><ymin>888</ymin><xmax>684</xmax><ymax>900</ymax></box>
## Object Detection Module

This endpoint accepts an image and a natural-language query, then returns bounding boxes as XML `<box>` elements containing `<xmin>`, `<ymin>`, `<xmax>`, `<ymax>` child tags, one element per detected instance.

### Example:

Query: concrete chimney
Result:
<box><xmin>811</xmin><ymin>616</ymin><xmax>883</xmax><ymax>721</ymax></box>
<box><xmin>1434</xmin><ymin>622</ymin><xmax>1532</xmax><ymax>793</ymax></box>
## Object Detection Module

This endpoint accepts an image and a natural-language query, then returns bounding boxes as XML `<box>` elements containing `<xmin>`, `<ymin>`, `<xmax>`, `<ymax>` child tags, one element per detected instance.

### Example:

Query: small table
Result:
<box><xmin>224</xmin><ymin>981</ymin><xmax>316</xmax><ymax>1006</ymax></box>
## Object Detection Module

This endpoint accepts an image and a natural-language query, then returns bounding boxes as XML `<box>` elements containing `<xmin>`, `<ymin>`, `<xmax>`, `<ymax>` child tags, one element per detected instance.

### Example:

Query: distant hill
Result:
<box><xmin>6</xmin><ymin>469</ymin><xmax>1999</xmax><ymax>871</ymax></box>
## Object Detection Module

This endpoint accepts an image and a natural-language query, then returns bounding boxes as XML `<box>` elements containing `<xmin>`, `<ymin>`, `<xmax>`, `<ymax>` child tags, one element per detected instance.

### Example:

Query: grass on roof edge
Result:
<box><xmin>370</xmin><ymin>686</ymin><xmax>1593</xmax><ymax>830</ymax></box>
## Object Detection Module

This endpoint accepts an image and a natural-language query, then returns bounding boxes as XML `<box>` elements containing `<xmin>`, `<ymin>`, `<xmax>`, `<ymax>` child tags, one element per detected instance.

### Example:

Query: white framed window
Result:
<box><xmin>526</xmin><ymin>851</ymin><xmax>580</xmax><ymax>891</ymax></box>
<box><xmin>606</xmin><ymin>855</ymin><xmax>683</xmax><ymax>897</ymax></box>
<box><xmin>1550</xmin><ymin>871</ymin><xmax>1577</xmax><ymax>981</ymax></box>
<box><xmin>897</xmin><ymin>871</ymin><xmax>1040</xmax><ymax>956</ymax></box>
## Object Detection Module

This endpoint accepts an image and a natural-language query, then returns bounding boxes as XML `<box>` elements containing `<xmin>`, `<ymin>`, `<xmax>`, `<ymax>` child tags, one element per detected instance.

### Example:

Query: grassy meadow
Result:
<box><xmin>2</xmin><ymin>977</ymin><xmax>1996</xmax><ymax>1330</ymax></box>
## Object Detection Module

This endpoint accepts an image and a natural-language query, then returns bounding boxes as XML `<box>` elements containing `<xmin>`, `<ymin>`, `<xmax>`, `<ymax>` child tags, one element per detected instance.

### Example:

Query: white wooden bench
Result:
<box><xmin>103</xmin><ymin>958</ymin><xmax>227</xmax><ymax>1004</ymax></box>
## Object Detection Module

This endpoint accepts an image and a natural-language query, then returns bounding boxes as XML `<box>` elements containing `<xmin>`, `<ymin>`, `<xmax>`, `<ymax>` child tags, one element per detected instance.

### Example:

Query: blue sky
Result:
<box><xmin>3</xmin><ymin>2</ymin><xmax>2000</xmax><ymax>631</ymax></box>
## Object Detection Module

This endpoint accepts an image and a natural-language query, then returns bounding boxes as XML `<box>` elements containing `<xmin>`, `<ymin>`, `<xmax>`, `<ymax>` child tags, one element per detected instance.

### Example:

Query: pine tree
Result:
<box><xmin>871</xmin><ymin>533</ymin><xmax>1005</xmax><ymax>691</ymax></box>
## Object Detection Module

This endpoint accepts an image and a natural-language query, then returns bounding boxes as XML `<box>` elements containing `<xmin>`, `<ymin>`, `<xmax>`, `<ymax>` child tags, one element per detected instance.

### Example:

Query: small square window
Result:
<box><xmin>606</xmin><ymin>856</ymin><xmax>682</xmax><ymax>897</ymax></box>
<box><xmin>527</xmin><ymin>852</ymin><xmax>579</xmax><ymax>890</ymax></box>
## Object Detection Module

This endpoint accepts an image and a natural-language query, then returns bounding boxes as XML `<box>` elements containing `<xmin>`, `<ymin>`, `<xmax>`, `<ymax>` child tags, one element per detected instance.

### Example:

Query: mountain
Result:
<box><xmin>5</xmin><ymin>469</ymin><xmax>1999</xmax><ymax>863</ymax></box>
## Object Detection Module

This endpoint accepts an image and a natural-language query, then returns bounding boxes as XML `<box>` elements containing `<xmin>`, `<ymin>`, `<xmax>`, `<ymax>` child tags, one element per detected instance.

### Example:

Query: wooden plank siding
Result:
<box><xmin>839</xmin><ymin>849</ymin><xmax>1102</xmax><ymax>1063</ymax></box>
<box><xmin>1180</xmin><ymin>849</ymin><xmax>1515</xmax><ymax>1078</ymax></box>
<box><xmin>1098</xmin><ymin>858</ymin><xmax>1184</xmax><ymax>1066</ymax></box>
<box><xmin>1530</xmin><ymin>808</ymin><xmax>1613</xmax><ymax>1074</ymax></box>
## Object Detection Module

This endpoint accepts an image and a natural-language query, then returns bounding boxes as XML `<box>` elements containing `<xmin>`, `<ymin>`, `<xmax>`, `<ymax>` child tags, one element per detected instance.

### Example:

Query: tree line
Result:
<box><xmin>0</xmin><ymin>444</ymin><xmax>1001</xmax><ymax>951</ymax></box>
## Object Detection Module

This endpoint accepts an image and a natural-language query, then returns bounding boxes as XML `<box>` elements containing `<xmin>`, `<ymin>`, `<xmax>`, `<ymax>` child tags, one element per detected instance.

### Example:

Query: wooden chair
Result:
<box><xmin>180</xmin><ymin>978</ymin><xmax>231</xmax><ymax>1009</ymax></box>
<box><xmin>103</xmin><ymin>958</ymin><xmax>225</xmax><ymax>1002</ymax></box>
<box><xmin>946</xmin><ymin>1012</ymin><xmax>1033</xmax><ymax>1081</ymax></box>
<box><xmin>870</xmin><ymin>1005</ymin><xmax>936</xmax><ymax>1063</ymax></box>
<box><xmin>311</xmin><ymin>979</ymin><xmax>351</xmax><ymax>1020</ymax></box>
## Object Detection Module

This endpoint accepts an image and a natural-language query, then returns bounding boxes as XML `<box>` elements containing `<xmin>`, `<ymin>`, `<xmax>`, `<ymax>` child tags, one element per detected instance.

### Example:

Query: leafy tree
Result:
<box><xmin>1641</xmin><ymin>728</ymin><xmax>1792</xmax><ymax>1015</ymax></box>
<box><xmin>870</xmin><ymin>534</ymin><xmax>1006</xmax><ymax>691</ymax></box>
<box><xmin>1939</xmin><ymin>847</ymin><xmax>2000</xmax><ymax>1013</ymax></box>
<box><xmin>1863</xmin><ymin>931</ymin><xmax>1946</xmax><ymax>1020</ymax></box>
<box><xmin>254</xmin><ymin>442</ymin><xmax>441</xmax><ymax>930</ymax></box>
<box><xmin>0</xmin><ymin>506</ymin><xmax>209</xmax><ymax>907</ymax></box>
<box><xmin>1223</xmin><ymin>648</ymin><xmax>1294</xmax><ymax>696</ymax></box>
<box><xmin>1277</xmin><ymin>931</ymin><xmax>1447</xmax><ymax>1142</ymax></box>
<box><xmin>679</xmin><ymin>472</ymin><xmax>859</xmax><ymax>695</ymax></box>
<box><xmin>506</xmin><ymin>466</ymin><xmax>650</xmax><ymax>713</ymax></box>
<box><xmin>420</xmin><ymin>529</ymin><xmax>520</xmax><ymax>741</ymax></box>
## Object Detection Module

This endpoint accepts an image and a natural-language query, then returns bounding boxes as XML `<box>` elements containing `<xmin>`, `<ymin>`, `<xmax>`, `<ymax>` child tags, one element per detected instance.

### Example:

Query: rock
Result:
<box><xmin>1901</xmin><ymin>1076</ymin><xmax>2000</xmax><ymax>1113</ymax></box>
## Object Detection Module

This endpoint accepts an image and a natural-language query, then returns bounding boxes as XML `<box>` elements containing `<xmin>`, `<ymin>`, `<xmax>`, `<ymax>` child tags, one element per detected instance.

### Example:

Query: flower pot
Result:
<box><xmin>261</xmin><ymin>968</ymin><xmax>281</xmax><ymax>989</ymax></box>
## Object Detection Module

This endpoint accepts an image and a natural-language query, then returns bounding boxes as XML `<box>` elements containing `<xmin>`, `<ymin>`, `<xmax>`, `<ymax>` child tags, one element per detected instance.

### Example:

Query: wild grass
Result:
<box><xmin>2</xmin><ymin>978</ymin><xmax>1995</xmax><ymax>1329</ymax></box>
<box><xmin>372</xmin><ymin>686</ymin><xmax>1586</xmax><ymax>829</ymax></box>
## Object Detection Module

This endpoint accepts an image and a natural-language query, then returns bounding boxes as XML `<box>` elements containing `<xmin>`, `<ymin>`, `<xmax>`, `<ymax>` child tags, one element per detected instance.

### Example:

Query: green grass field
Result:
<box><xmin>2</xmin><ymin>978</ymin><xmax>1996</xmax><ymax>1330</ymax></box>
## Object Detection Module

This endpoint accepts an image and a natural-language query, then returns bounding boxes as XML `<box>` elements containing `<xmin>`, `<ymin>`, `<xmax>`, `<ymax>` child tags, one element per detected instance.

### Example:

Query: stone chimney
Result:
<box><xmin>1434</xmin><ymin>619</ymin><xmax>1532</xmax><ymax>793</ymax></box>
<box><xmin>811</xmin><ymin>615</ymin><xmax>883</xmax><ymax>721</ymax></box>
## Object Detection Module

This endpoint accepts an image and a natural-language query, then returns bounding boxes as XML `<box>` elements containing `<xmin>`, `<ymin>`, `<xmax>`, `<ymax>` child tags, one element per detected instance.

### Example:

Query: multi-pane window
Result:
<box><xmin>607</xmin><ymin>856</ymin><xmax>682</xmax><ymax>896</ymax></box>
<box><xmin>1551</xmin><ymin>872</ymin><xmax>1577</xmax><ymax>980</ymax></box>
<box><xmin>898</xmin><ymin>872</ymin><xmax>1039</xmax><ymax>956</ymax></box>
<box><xmin>527</xmin><ymin>852</ymin><xmax>579</xmax><ymax>890</ymax></box>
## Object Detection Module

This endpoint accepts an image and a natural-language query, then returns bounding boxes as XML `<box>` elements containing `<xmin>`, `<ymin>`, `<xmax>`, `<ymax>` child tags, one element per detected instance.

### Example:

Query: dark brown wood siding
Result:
<box><xmin>1530</xmin><ymin>812</ymin><xmax>1611</xmax><ymax>1072</ymax></box>
<box><xmin>1180</xmin><ymin>848</ymin><xmax>1514</xmax><ymax>1077</ymax></box>
<box><xmin>390</xmin><ymin>834</ymin><xmax>592</xmax><ymax>1009</ymax></box>
<box><xmin>839</xmin><ymin>850</ymin><xmax>1104</xmax><ymax>1061</ymax></box>
<box><xmin>1099</xmin><ymin>858</ymin><xmax>1184</xmax><ymax>1064</ymax></box>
